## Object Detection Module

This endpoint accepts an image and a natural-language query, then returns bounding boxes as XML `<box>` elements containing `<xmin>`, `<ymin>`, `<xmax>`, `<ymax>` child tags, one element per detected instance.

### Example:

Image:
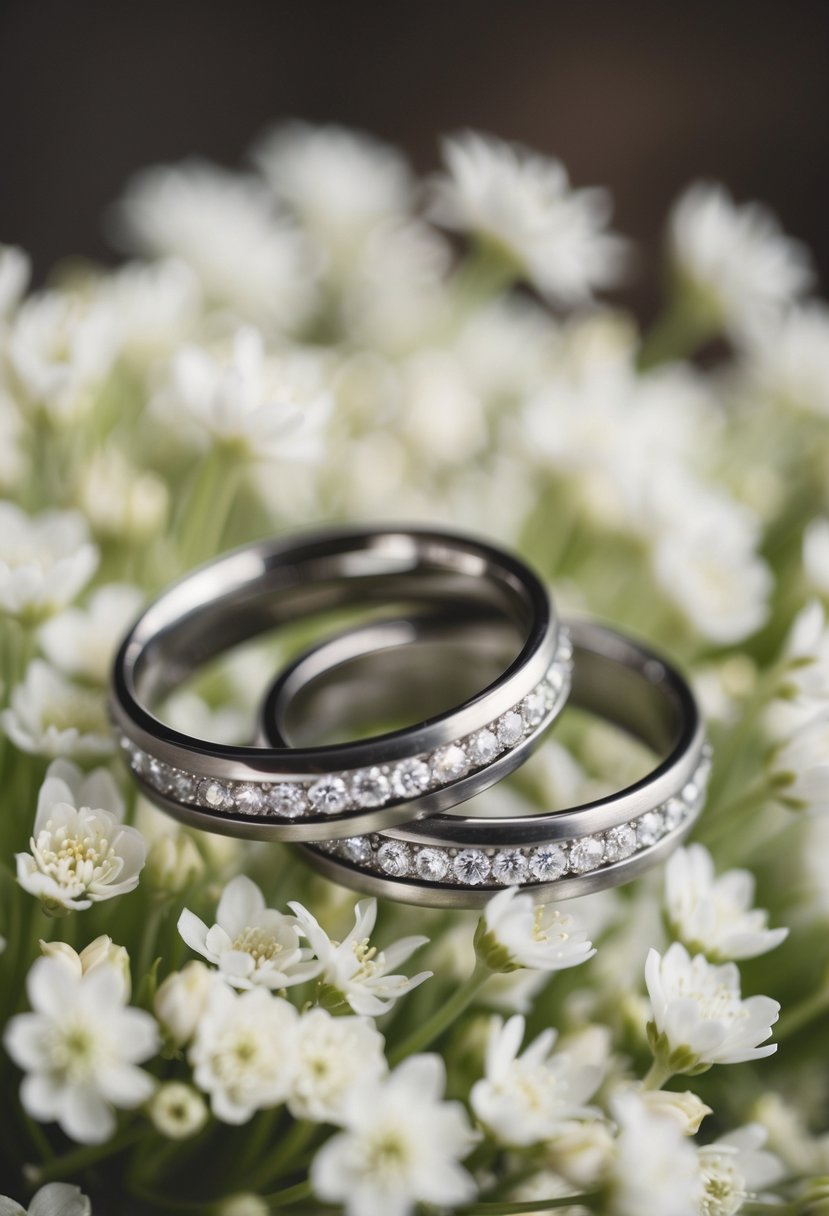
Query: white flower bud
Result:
<box><xmin>146</xmin><ymin>832</ymin><xmax>204</xmax><ymax>893</ymax></box>
<box><xmin>637</xmin><ymin>1088</ymin><xmax>712</xmax><ymax>1135</ymax></box>
<box><xmin>216</xmin><ymin>1196</ymin><xmax>269</xmax><ymax>1216</ymax></box>
<box><xmin>547</xmin><ymin>1117</ymin><xmax>616</xmax><ymax>1188</ymax></box>
<box><xmin>40</xmin><ymin>935</ymin><xmax>131</xmax><ymax>998</ymax></box>
<box><xmin>154</xmin><ymin>961</ymin><xmax>214</xmax><ymax>1046</ymax></box>
<box><xmin>147</xmin><ymin>1081</ymin><xmax>208</xmax><ymax>1140</ymax></box>
<box><xmin>39</xmin><ymin>939</ymin><xmax>84</xmax><ymax>977</ymax></box>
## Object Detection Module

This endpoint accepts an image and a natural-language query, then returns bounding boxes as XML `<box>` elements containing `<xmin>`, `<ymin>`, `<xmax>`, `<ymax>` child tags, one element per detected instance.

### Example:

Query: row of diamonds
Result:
<box><xmin>310</xmin><ymin>748</ymin><xmax>712</xmax><ymax>887</ymax></box>
<box><xmin>120</xmin><ymin>640</ymin><xmax>573</xmax><ymax>822</ymax></box>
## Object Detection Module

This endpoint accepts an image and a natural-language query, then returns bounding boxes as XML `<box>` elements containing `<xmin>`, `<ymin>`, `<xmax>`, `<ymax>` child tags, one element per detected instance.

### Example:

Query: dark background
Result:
<box><xmin>1</xmin><ymin>0</ymin><xmax>827</xmax><ymax>318</ymax></box>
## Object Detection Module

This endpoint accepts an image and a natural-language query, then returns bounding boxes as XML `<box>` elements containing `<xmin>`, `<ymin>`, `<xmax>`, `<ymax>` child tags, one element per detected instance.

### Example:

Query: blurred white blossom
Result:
<box><xmin>178</xmin><ymin>874</ymin><xmax>321</xmax><ymax>990</ymax></box>
<box><xmin>154</xmin><ymin>960</ymin><xmax>215</xmax><ymax>1047</ymax></box>
<box><xmin>769</xmin><ymin>712</ymin><xmax>829</xmax><ymax>813</ymax></box>
<box><xmin>665</xmin><ymin>844</ymin><xmax>788</xmax><ymax>961</ymax></box>
<box><xmin>746</xmin><ymin>302</ymin><xmax>829</xmax><ymax>416</ymax></box>
<box><xmin>471</xmin><ymin>1014</ymin><xmax>602</xmax><ymax>1146</ymax></box>
<box><xmin>606</xmin><ymin>1091</ymin><xmax>702</xmax><ymax>1216</ymax></box>
<box><xmin>0</xmin><ymin>243</ymin><xmax>30</xmax><ymax>319</ymax></box>
<box><xmin>3</xmin><ymin>956</ymin><xmax>158</xmax><ymax>1143</ymax></box>
<box><xmin>311</xmin><ymin>1054</ymin><xmax>477</xmax><ymax>1216</ymax></box>
<box><xmin>2</xmin><ymin>660</ymin><xmax>112</xmax><ymax>757</ymax></box>
<box><xmin>148</xmin><ymin>1081</ymin><xmax>209</xmax><ymax>1140</ymax></box>
<box><xmin>39</xmin><ymin>583</ymin><xmax>144</xmax><ymax>684</ymax></box>
<box><xmin>668</xmin><ymin>182</ymin><xmax>812</xmax><ymax>333</ymax></box>
<box><xmin>803</xmin><ymin>517</ymin><xmax>829</xmax><ymax>597</ymax></box>
<box><xmin>430</xmin><ymin>131</ymin><xmax>627</xmax><ymax>305</ymax></box>
<box><xmin>697</xmin><ymin>1124</ymin><xmax>784</xmax><ymax>1216</ymax></box>
<box><xmin>16</xmin><ymin>758</ymin><xmax>145</xmax><ymax>914</ymax></box>
<box><xmin>0</xmin><ymin>1183</ymin><xmax>90</xmax><ymax>1216</ymax></box>
<box><xmin>116</xmin><ymin>160</ymin><xmax>318</xmax><ymax>328</ymax></box>
<box><xmin>188</xmin><ymin>983</ymin><xmax>298</xmax><ymax>1123</ymax></box>
<box><xmin>0</xmin><ymin>504</ymin><xmax>98</xmax><ymax>621</ymax></box>
<box><xmin>101</xmin><ymin>257</ymin><xmax>201</xmax><ymax>360</ymax></box>
<box><xmin>289</xmin><ymin>1006</ymin><xmax>387</xmax><ymax>1123</ymax></box>
<box><xmin>289</xmin><ymin>897</ymin><xmax>431</xmax><ymax>1015</ymax></box>
<box><xmin>77</xmin><ymin>446</ymin><xmax>169</xmax><ymax>541</ymax></box>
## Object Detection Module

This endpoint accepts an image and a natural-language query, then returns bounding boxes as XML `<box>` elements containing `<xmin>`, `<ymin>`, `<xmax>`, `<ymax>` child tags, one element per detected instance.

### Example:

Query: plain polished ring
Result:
<box><xmin>109</xmin><ymin>526</ymin><xmax>568</xmax><ymax>841</ymax></box>
<box><xmin>260</xmin><ymin>615</ymin><xmax>710</xmax><ymax>906</ymax></box>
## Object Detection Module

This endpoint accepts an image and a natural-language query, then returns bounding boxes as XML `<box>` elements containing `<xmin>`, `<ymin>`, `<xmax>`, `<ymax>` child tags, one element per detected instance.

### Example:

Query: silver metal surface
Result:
<box><xmin>110</xmin><ymin>526</ymin><xmax>561</xmax><ymax>840</ymax></box>
<box><xmin>260</xmin><ymin>616</ymin><xmax>708</xmax><ymax>907</ymax></box>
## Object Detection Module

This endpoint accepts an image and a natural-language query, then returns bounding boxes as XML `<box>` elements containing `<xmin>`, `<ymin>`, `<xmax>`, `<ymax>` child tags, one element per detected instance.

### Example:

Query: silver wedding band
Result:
<box><xmin>110</xmin><ymin>526</ymin><xmax>566</xmax><ymax>841</ymax></box>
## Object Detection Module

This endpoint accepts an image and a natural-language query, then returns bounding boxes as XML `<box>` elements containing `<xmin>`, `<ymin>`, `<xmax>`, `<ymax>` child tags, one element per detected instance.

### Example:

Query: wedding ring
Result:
<box><xmin>259</xmin><ymin>615</ymin><xmax>710</xmax><ymax>906</ymax></box>
<box><xmin>110</xmin><ymin>526</ymin><xmax>567</xmax><ymax>841</ymax></box>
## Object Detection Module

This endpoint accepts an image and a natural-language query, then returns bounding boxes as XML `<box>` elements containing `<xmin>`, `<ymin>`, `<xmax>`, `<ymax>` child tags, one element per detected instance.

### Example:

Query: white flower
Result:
<box><xmin>101</xmin><ymin>258</ymin><xmax>201</xmax><ymax>360</ymax></box>
<box><xmin>179</xmin><ymin>874</ymin><xmax>321</xmax><ymax>990</ymax></box>
<box><xmin>0</xmin><ymin>243</ymin><xmax>30</xmax><ymax>319</ymax></box>
<box><xmin>3</xmin><ymin>956</ymin><xmax>158</xmax><ymax>1144</ymax></box>
<box><xmin>429</xmin><ymin>131</ymin><xmax>627</xmax><ymax>305</ymax></box>
<box><xmin>746</xmin><ymin>302</ymin><xmax>829</xmax><ymax>417</ymax></box>
<box><xmin>289</xmin><ymin>1006</ymin><xmax>387</xmax><ymax>1123</ymax></box>
<box><xmin>15</xmin><ymin>758</ymin><xmax>145</xmax><ymax>914</ymax></box>
<box><xmin>697</xmin><ymin>1124</ymin><xmax>784</xmax><ymax>1216</ymax></box>
<box><xmin>665</xmin><ymin>844</ymin><xmax>788</xmax><ymax>962</ymax></box>
<box><xmin>154</xmin><ymin>960</ymin><xmax>215</xmax><ymax>1047</ymax></box>
<box><xmin>779</xmin><ymin>599</ymin><xmax>829</xmax><ymax>702</ymax></box>
<box><xmin>607</xmin><ymin>1090</ymin><xmax>702</xmax><ymax>1216</ymax></box>
<box><xmin>9</xmin><ymin>291</ymin><xmax>118</xmax><ymax>423</ymax></box>
<box><xmin>0</xmin><ymin>504</ymin><xmax>98</xmax><ymax>621</ymax></box>
<box><xmin>77</xmin><ymin>446</ymin><xmax>169</xmax><ymax>541</ymax></box>
<box><xmin>1</xmin><ymin>661</ymin><xmax>112</xmax><ymax>758</ymax></box>
<box><xmin>668</xmin><ymin>182</ymin><xmax>812</xmax><ymax>334</ymax></box>
<box><xmin>0</xmin><ymin>1182</ymin><xmax>90</xmax><ymax>1216</ymax></box>
<box><xmin>645</xmin><ymin>943</ymin><xmax>780</xmax><ymax>1070</ymax></box>
<box><xmin>289</xmin><ymin>897</ymin><xmax>431</xmax><ymax>1016</ymax></box>
<box><xmin>649</xmin><ymin>482</ymin><xmax>772</xmax><ymax>644</ymax></box>
<box><xmin>147</xmin><ymin>1081</ymin><xmax>208</xmax><ymax>1140</ymax></box>
<box><xmin>116</xmin><ymin>159</ymin><xmax>317</xmax><ymax>328</ymax></box>
<box><xmin>803</xmin><ymin>517</ymin><xmax>829</xmax><ymax>597</ymax></box>
<box><xmin>471</xmin><ymin>1015</ymin><xmax>602</xmax><ymax>1146</ymax></box>
<box><xmin>478</xmin><ymin>886</ymin><xmax>596</xmax><ymax>972</ymax></box>
<box><xmin>188</xmin><ymin>983</ymin><xmax>298</xmax><ymax>1123</ymax></box>
<box><xmin>40</xmin><ymin>583</ymin><xmax>144</xmax><ymax>684</ymax></box>
<box><xmin>40</xmin><ymin>934</ymin><xmax>132</xmax><ymax>998</ymax></box>
<box><xmin>311</xmin><ymin>1055</ymin><xmax>477</xmax><ymax>1216</ymax></box>
<box><xmin>253</xmin><ymin>122</ymin><xmax>413</xmax><ymax>262</ymax></box>
<box><xmin>145</xmin><ymin>831</ymin><xmax>204</xmax><ymax>893</ymax></box>
<box><xmin>768</xmin><ymin>711</ymin><xmax>829</xmax><ymax>813</ymax></box>
<box><xmin>157</xmin><ymin>326</ymin><xmax>332</xmax><ymax>461</ymax></box>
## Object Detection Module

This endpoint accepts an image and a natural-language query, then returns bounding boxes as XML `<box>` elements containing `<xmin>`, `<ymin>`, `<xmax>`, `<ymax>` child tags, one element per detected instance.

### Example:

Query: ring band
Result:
<box><xmin>259</xmin><ymin>615</ymin><xmax>710</xmax><ymax>906</ymax></box>
<box><xmin>110</xmin><ymin>526</ymin><xmax>565</xmax><ymax>841</ymax></box>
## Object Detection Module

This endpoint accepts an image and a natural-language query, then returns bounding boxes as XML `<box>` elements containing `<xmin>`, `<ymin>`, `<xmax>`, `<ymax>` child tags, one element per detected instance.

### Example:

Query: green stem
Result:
<box><xmin>458</xmin><ymin>1194</ymin><xmax>601</xmax><ymax>1214</ymax></box>
<box><xmin>247</xmin><ymin>1118</ymin><xmax>319</xmax><ymax>1191</ymax></box>
<box><xmin>637</xmin><ymin>292</ymin><xmax>717</xmax><ymax>370</ymax></box>
<box><xmin>176</xmin><ymin>448</ymin><xmax>241</xmax><ymax>568</ymax></box>
<box><xmin>775</xmin><ymin>982</ymin><xmax>829</xmax><ymax>1041</ymax></box>
<box><xmin>135</xmin><ymin>898</ymin><xmax>169</xmax><ymax>987</ymax></box>
<box><xmin>388</xmin><ymin>962</ymin><xmax>491</xmax><ymax>1065</ymax></box>
<box><xmin>32</xmin><ymin>1124</ymin><xmax>143</xmax><ymax>1184</ymax></box>
<box><xmin>642</xmin><ymin>1058</ymin><xmax>674</xmax><ymax>1090</ymax></box>
<box><xmin>697</xmin><ymin>778</ymin><xmax>775</xmax><ymax>850</ymax></box>
<box><xmin>262</xmin><ymin>1178</ymin><xmax>314</xmax><ymax>1209</ymax></box>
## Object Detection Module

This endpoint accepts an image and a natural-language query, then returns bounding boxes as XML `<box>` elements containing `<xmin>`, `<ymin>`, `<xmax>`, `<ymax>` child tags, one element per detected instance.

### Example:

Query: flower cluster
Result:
<box><xmin>0</xmin><ymin>122</ymin><xmax>826</xmax><ymax>1214</ymax></box>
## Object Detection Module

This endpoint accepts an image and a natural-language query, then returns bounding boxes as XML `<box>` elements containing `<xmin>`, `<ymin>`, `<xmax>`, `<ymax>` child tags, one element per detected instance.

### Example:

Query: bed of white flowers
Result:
<box><xmin>0</xmin><ymin>123</ymin><xmax>828</xmax><ymax>1216</ymax></box>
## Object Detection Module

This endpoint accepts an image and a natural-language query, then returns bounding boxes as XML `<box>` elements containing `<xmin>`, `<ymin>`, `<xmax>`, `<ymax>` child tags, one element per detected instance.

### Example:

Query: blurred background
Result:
<box><xmin>1</xmin><ymin>0</ymin><xmax>827</xmax><ymax>319</ymax></box>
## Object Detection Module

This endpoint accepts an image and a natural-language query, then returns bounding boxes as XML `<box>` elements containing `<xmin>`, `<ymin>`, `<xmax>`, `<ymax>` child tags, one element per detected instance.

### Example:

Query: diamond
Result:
<box><xmin>234</xmin><ymin>785</ymin><xmax>267</xmax><ymax>816</ymax></box>
<box><xmin>468</xmin><ymin>729</ymin><xmax>499</xmax><ymax>767</ymax></box>
<box><xmin>351</xmin><ymin>767</ymin><xmax>391</xmax><ymax>808</ymax></box>
<box><xmin>496</xmin><ymin>711</ymin><xmax>524</xmax><ymax>748</ymax></box>
<box><xmin>492</xmin><ymin>849</ymin><xmax>530</xmax><ymax>884</ymax></box>
<box><xmin>391</xmin><ymin>758</ymin><xmax>431</xmax><ymax>799</ymax></box>
<box><xmin>169</xmin><ymin>770</ymin><xmax>196</xmax><ymax>802</ymax></box>
<box><xmin>453</xmin><ymin>848</ymin><xmax>491</xmax><ymax>885</ymax></box>
<box><xmin>432</xmin><ymin>744</ymin><xmax>469</xmax><ymax>783</ymax></box>
<box><xmin>570</xmin><ymin>837</ymin><xmax>605</xmax><ymax>874</ymax></box>
<box><xmin>377</xmin><ymin>840</ymin><xmax>412</xmax><ymax>877</ymax></box>
<box><xmin>308</xmin><ymin>777</ymin><xmax>349</xmax><ymax>815</ymax></box>
<box><xmin>340</xmin><ymin>836</ymin><xmax>372</xmax><ymax>864</ymax></box>
<box><xmin>415</xmin><ymin>847</ymin><xmax>449</xmax><ymax>881</ymax></box>
<box><xmin>198</xmin><ymin>779</ymin><xmax>230</xmax><ymax>810</ymax></box>
<box><xmin>266</xmin><ymin>783</ymin><xmax>306</xmax><ymax>819</ymax></box>
<box><xmin>129</xmin><ymin>748</ymin><xmax>148</xmax><ymax>774</ymax></box>
<box><xmin>636</xmin><ymin>810</ymin><xmax>665</xmax><ymax>848</ymax></box>
<box><xmin>521</xmin><ymin>690</ymin><xmax>546</xmax><ymax>729</ymax></box>
<box><xmin>529</xmin><ymin>844</ymin><xmax>568</xmax><ymax>881</ymax></box>
<box><xmin>604</xmin><ymin>824</ymin><xmax>636</xmax><ymax>863</ymax></box>
<box><xmin>662</xmin><ymin>797</ymin><xmax>685</xmax><ymax>832</ymax></box>
<box><xmin>681</xmin><ymin>781</ymin><xmax>704</xmax><ymax>812</ymax></box>
<box><xmin>147</xmin><ymin>757</ymin><xmax>171</xmax><ymax>790</ymax></box>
